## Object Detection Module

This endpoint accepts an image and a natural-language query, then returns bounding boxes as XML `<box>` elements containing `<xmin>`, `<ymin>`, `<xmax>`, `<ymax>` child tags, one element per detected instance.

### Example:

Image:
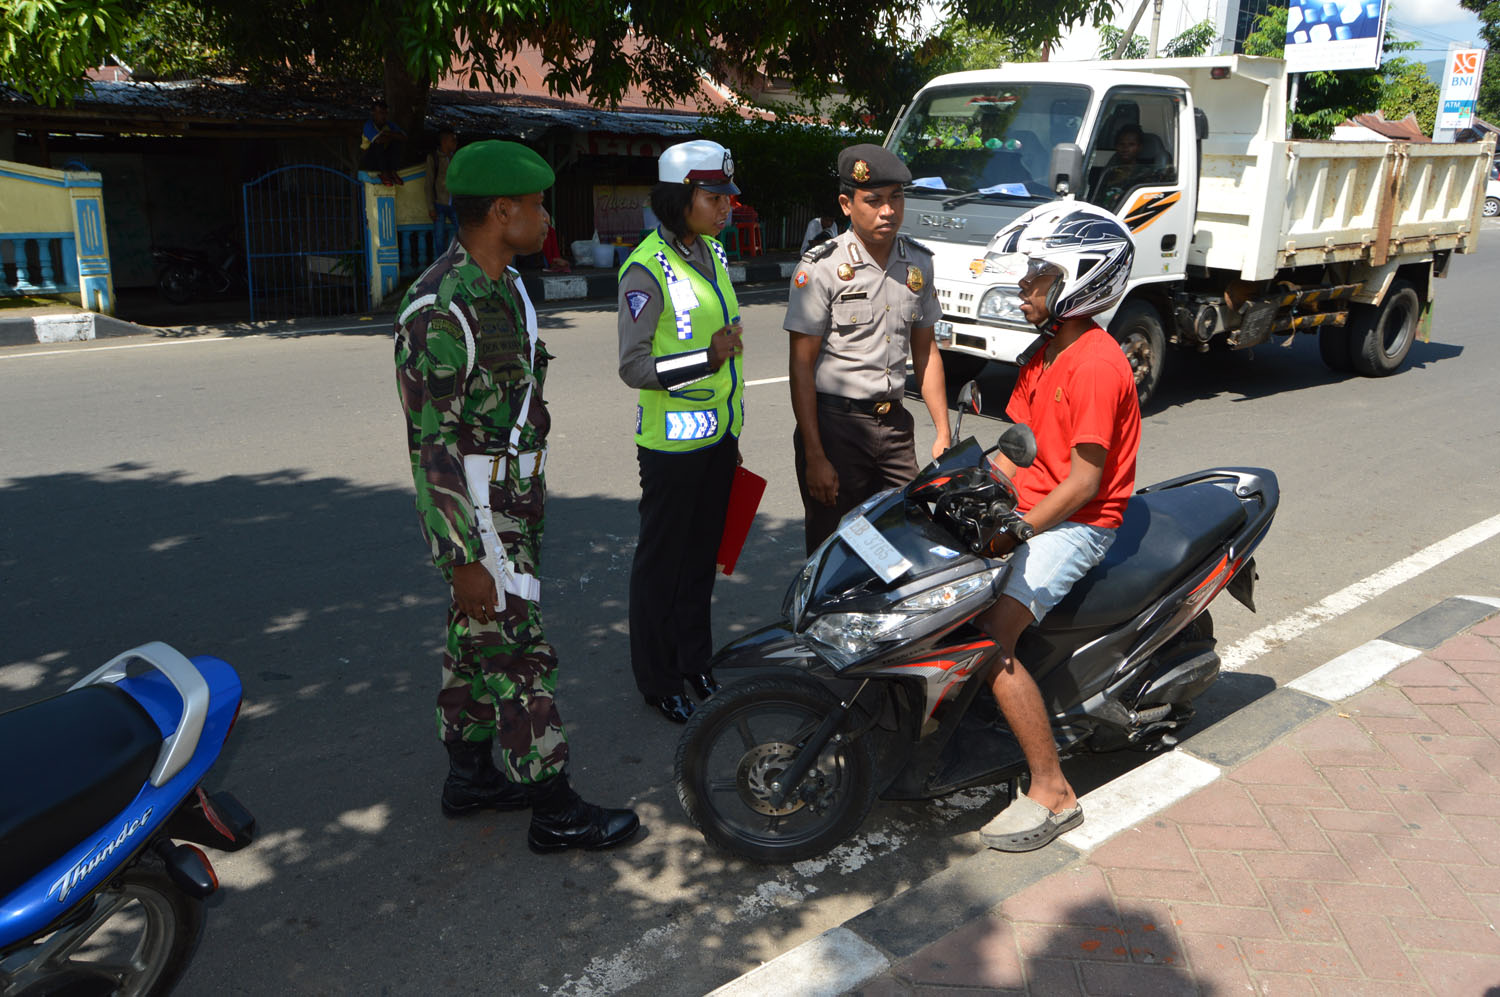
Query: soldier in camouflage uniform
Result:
<box><xmin>394</xmin><ymin>139</ymin><xmax>639</xmax><ymax>853</ymax></box>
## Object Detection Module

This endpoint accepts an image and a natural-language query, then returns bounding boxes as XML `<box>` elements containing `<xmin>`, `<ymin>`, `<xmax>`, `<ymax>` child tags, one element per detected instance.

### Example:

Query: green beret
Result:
<box><xmin>446</xmin><ymin>140</ymin><xmax>555</xmax><ymax>196</ymax></box>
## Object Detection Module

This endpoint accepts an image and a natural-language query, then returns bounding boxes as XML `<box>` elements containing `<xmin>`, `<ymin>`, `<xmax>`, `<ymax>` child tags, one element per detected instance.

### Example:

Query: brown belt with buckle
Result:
<box><xmin>816</xmin><ymin>392</ymin><xmax>901</xmax><ymax>416</ymax></box>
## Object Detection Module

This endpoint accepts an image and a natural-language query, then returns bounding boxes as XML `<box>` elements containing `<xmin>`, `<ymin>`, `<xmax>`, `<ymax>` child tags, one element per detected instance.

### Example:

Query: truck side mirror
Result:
<box><xmin>1195</xmin><ymin>108</ymin><xmax>1210</xmax><ymax>141</ymax></box>
<box><xmin>1049</xmin><ymin>143</ymin><xmax>1084</xmax><ymax>196</ymax></box>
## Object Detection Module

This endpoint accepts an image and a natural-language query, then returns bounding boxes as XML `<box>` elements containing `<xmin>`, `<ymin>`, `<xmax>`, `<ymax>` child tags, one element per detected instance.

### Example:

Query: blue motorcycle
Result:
<box><xmin>0</xmin><ymin>642</ymin><xmax>254</xmax><ymax>995</ymax></box>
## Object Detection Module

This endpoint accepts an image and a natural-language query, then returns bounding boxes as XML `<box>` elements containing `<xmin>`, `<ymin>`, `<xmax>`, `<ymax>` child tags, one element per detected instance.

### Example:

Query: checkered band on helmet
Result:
<box><xmin>990</xmin><ymin>201</ymin><xmax>1135</xmax><ymax>321</ymax></box>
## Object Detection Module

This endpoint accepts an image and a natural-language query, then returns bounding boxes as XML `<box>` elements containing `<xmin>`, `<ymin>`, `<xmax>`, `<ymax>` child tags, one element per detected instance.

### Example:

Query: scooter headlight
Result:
<box><xmin>806</xmin><ymin>613</ymin><xmax>908</xmax><ymax>667</ymax></box>
<box><xmin>895</xmin><ymin>568</ymin><xmax>1000</xmax><ymax>611</ymax></box>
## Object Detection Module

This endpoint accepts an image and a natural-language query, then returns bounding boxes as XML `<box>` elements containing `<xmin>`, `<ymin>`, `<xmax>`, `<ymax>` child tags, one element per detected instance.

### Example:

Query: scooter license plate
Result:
<box><xmin>838</xmin><ymin>515</ymin><xmax>913</xmax><ymax>583</ymax></box>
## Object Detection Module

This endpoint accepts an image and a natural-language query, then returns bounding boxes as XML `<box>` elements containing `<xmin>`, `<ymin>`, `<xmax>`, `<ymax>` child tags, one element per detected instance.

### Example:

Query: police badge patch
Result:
<box><xmin>794</xmin><ymin>270</ymin><xmax>810</xmax><ymax>289</ymax></box>
<box><xmin>852</xmin><ymin>159</ymin><xmax>870</xmax><ymax>183</ymax></box>
<box><xmin>625</xmin><ymin>289</ymin><xmax>651</xmax><ymax>321</ymax></box>
<box><xmin>906</xmin><ymin>265</ymin><xmax>924</xmax><ymax>292</ymax></box>
<box><xmin>837</xmin><ymin>263</ymin><xmax>855</xmax><ymax>281</ymax></box>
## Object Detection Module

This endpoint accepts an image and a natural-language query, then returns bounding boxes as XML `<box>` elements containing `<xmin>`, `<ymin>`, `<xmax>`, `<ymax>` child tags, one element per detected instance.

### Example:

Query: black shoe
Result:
<box><xmin>643</xmin><ymin>693</ymin><xmax>695</xmax><ymax>724</ymax></box>
<box><xmin>441</xmin><ymin>740</ymin><xmax>529</xmax><ymax>817</ymax></box>
<box><xmin>526</xmin><ymin>774</ymin><xmax>641</xmax><ymax>853</ymax></box>
<box><xmin>686</xmin><ymin>673</ymin><xmax>721</xmax><ymax>701</ymax></box>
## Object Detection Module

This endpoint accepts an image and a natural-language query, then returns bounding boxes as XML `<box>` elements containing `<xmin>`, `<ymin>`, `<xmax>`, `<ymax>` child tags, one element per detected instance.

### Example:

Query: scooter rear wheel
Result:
<box><xmin>675</xmin><ymin>674</ymin><xmax>876</xmax><ymax>864</ymax></box>
<box><xmin>1</xmin><ymin>850</ymin><xmax>204</xmax><ymax>997</ymax></box>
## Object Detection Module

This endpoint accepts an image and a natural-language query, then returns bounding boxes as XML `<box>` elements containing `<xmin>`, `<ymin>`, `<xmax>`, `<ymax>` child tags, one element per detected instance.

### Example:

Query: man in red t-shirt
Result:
<box><xmin>973</xmin><ymin>202</ymin><xmax>1142</xmax><ymax>853</ymax></box>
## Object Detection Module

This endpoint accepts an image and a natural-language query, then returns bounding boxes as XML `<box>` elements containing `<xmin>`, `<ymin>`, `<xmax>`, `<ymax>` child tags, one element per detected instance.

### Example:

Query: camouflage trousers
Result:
<box><xmin>436</xmin><ymin>518</ymin><xmax>569</xmax><ymax>784</ymax></box>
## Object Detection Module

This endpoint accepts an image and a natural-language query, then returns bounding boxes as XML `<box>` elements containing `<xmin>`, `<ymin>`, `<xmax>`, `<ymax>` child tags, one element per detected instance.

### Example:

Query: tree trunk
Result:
<box><xmin>384</xmin><ymin>35</ymin><xmax>432</xmax><ymax>162</ymax></box>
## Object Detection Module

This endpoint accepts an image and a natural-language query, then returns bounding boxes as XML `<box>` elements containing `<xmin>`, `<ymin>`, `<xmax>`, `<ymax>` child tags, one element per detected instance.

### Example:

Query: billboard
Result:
<box><xmin>1437</xmin><ymin>48</ymin><xmax>1487</xmax><ymax>133</ymax></box>
<box><xmin>1283</xmin><ymin>0</ymin><xmax>1388</xmax><ymax>73</ymax></box>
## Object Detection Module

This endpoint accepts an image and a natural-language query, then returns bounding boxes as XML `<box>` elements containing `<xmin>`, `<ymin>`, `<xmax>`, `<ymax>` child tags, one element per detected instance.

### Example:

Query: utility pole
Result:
<box><xmin>1148</xmin><ymin>0</ymin><xmax>1163</xmax><ymax>58</ymax></box>
<box><xmin>1111</xmin><ymin>0</ymin><xmax>1152</xmax><ymax>59</ymax></box>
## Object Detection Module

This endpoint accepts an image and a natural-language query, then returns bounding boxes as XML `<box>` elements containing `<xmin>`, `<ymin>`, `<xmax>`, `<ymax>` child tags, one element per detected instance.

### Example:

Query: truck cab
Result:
<box><xmin>890</xmin><ymin>62</ymin><xmax>1200</xmax><ymax>392</ymax></box>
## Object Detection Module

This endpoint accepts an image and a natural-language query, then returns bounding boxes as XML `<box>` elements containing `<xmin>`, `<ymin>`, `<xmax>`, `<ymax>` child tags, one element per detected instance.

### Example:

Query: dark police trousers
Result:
<box><xmin>629</xmin><ymin>435</ymin><xmax>737</xmax><ymax>697</ymax></box>
<box><xmin>794</xmin><ymin>399</ymin><xmax>919</xmax><ymax>555</ymax></box>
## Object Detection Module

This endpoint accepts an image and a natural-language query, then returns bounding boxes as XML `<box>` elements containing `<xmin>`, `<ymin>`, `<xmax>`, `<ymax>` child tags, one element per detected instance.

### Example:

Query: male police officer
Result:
<box><xmin>785</xmin><ymin>144</ymin><xmax>951</xmax><ymax>553</ymax></box>
<box><xmin>394</xmin><ymin>140</ymin><xmax>639</xmax><ymax>853</ymax></box>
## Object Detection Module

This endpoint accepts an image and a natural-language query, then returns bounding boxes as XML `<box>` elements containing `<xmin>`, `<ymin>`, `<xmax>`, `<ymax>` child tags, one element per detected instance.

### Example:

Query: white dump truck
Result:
<box><xmin>887</xmin><ymin>55</ymin><xmax>1494</xmax><ymax>404</ymax></box>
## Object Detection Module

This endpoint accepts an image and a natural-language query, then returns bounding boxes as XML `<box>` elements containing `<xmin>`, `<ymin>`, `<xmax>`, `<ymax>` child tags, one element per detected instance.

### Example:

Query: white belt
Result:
<box><xmin>461</xmin><ymin>453</ymin><xmax>543</xmax><ymax>603</ymax></box>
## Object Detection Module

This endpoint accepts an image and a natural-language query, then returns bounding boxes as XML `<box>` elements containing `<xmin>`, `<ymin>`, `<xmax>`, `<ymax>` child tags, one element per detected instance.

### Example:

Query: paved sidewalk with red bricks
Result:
<box><xmin>849</xmin><ymin>613</ymin><xmax>1500</xmax><ymax>995</ymax></box>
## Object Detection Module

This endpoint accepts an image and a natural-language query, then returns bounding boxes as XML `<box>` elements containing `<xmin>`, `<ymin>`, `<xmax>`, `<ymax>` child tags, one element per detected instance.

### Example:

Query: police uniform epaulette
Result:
<box><xmin>801</xmin><ymin>240</ymin><xmax>839</xmax><ymax>263</ymax></box>
<box><xmin>899</xmin><ymin>234</ymin><xmax>934</xmax><ymax>255</ymax></box>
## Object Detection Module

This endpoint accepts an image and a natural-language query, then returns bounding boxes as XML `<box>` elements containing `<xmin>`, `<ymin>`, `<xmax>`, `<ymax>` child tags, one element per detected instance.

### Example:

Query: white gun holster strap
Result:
<box><xmin>461</xmin><ymin>454</ymin><xmax>542</xmax><ymax>604</ymax></box>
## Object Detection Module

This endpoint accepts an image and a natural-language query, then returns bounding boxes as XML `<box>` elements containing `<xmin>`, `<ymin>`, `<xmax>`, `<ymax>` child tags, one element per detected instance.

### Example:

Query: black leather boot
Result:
<box><xmin>525</xmin><ymin>773</ymin><xmax>641</xmax><ymax>853</ymax></box>
<box><xmin>442</xmin><ymin>740</ymin><xmax>529</xmax><ymax>817</ymax></box>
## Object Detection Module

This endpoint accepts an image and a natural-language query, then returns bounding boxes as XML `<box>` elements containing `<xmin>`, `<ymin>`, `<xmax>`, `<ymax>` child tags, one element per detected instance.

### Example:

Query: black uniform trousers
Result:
<box><xmin>794</xmin><ymin>399</ymin><xmax>919</xmax><ymax>555</ymax></box>
<box><xmin>629</xmin><ymin>435</ymin><xmax>737</xmax><ymax>697</ymax></box>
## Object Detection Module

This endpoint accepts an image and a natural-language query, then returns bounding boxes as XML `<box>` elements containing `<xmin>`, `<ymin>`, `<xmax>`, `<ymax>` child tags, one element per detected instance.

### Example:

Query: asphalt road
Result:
<box><xmin>3</xmin><ymin>227</ymin><xmax>1499</xmax><ymax>995</ymax></box>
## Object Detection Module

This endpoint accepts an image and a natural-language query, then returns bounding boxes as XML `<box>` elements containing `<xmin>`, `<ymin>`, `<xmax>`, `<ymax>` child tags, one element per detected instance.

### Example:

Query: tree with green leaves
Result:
<box><xmin>2</xmin><ymin>0</ymin><xmax>1128</xmax><ymax>137</ymax></box>
<box><xmin>1244</xmin><ymin>5</ymin><xmax>1381</xmax><ymax>139</ymax></box>
<box><xmin>1458</xmin><ymin>0</ymin><xmax>1500</xmax><ymax>123</ymax></box>
<box><xmin>1245</xmin><ymin>5</ymin><xmax>1442</xmax><ymax>139</ymax></box>
<box><xmin>1096</xmin><ymin>19</ymin><xmax>1216</xmax><ymax>60</ymax></box>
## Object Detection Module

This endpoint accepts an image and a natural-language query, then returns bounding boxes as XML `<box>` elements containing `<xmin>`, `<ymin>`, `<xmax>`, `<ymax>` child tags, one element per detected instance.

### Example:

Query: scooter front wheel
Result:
<box><xmin>674</xmin><ymin>674</ymin><xmax>876</xmax><ymax>864</ymax></box>
<box><xmin>0</xmin><ymin>850</ymin><xmax>204</xmax><ymax>996</ymax></box>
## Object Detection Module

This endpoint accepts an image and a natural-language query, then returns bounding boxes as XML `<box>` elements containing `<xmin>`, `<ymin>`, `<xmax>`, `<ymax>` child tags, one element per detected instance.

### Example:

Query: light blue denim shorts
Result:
<box><xmin>999</xmin><ymin>522</ymin><xmax>1116</xmax><ymax>623</ymax></box>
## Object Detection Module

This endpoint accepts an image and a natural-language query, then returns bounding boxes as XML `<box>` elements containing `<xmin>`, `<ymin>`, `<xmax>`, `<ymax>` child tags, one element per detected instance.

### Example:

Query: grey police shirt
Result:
<box><xmin>617</xmin><ymin>228</ymin><xmax>719</xmax><ymax>390</ymax></box>
<box><xmin>783</xmin><ymin>229</ymin><xmax>942</xmax><ymax>401</ymax></box>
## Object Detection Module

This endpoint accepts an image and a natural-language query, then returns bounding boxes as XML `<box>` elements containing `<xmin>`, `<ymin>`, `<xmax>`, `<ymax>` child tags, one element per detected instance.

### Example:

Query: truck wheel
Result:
<box><xmin>940</xmin><ymin>351</ymin><xmax>988</xmax><ymax>387</ymax></box>
<box><xmin>1485</xmin><ymin>196</ymin><xmax>1499</xmax><ymax>218</ymax></box>
<box><xmin>1349</xmin><ymin>279</ymin><xmax>1419</xmax><ymax>377</ymax></box>
<box><xmin>1109</xmin><ymin>301</ymin><xmax>1166</xmax><ymax>407</ymax></box>
<box><xmin>1318</xmin><ymin>326</ymin><xmax>1354</xmax><ymax>372</ymax></box>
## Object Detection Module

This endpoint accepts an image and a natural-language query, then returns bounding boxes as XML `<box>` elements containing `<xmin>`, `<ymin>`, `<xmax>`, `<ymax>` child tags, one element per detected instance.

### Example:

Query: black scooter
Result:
<box><xmin>674</xmin><ymin>384</ymin><xmax>1278</xmax><ymax>863</ymax></box>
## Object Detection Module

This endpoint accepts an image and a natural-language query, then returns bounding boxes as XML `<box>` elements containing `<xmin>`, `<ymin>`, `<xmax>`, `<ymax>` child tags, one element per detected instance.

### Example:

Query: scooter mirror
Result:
<box><xmin>997</xmin><ymin>423</ymin><xmax>1037</xmax><ymax>468</ymax></box>
<box><xmin>953</xmin><ymin>381</ymin><xmax>982</xmax><ymax>440</ymax></box>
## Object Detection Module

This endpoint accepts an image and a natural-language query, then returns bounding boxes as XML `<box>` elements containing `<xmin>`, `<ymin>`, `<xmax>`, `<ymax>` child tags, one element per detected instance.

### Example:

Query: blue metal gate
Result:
<box><xmin>242</xmin><ymin>165</ymin><xmax>367</xmax><ymax>321</ymax></box>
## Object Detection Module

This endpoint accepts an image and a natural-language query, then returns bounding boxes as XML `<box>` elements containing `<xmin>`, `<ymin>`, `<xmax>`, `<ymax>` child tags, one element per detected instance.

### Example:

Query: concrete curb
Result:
<box><xmin>708</xmin><ymin>594</ymin><xmax>1500</xmax><ymax>996</ymax></box>
<box><xmin>0</xmin><ymin>312</ymin><xmax>155</xmax><ymax>346</ymax></box>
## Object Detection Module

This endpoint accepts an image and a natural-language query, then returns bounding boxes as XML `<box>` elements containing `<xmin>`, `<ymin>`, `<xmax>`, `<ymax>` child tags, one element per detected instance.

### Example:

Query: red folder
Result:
<box><xmin>716</xmin><ymin>467</ymin><xmax>767</xmax><ymax>575</ymax></box>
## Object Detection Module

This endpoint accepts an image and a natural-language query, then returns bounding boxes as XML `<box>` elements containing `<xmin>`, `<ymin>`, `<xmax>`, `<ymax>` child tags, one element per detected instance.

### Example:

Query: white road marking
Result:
<box><xmin>1286</xmin><ymin>639</ymin><xmax>1422</xmax><ymax>702</ymax></box>
<box><xmin>1220</xmin><ymin>510</ymin><xmax>1500</xmax><ymax>671</ymax></box>
<box><xmin>1063</xmin><ymin>752</ymin><xmax>1221</xmax><ymax>851</ymax></box>
<box><xmin>746</xmin><ymin>375</ymin><xmax>790</xmax><ymax>387</ymax></box>
<box><xmin>0</xmin><ymin>336</ymin><xmax>237</xmax><ymax>361</ymax></box>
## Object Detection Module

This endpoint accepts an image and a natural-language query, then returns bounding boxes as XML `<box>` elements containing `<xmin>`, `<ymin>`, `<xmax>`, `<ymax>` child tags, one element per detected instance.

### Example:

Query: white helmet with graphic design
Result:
<box><xmin>986</xmin><ymin>201</ymin><xmax>1134</xmax><ymax>328</ymax></box>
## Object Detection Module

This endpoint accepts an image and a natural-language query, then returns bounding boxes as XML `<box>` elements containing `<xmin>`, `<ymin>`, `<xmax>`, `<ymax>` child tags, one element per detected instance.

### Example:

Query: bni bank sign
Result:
<box><xmin>1438</xmin><ymin>48</ymin><xmax>1487</xmax><ymax>136</ymax></box>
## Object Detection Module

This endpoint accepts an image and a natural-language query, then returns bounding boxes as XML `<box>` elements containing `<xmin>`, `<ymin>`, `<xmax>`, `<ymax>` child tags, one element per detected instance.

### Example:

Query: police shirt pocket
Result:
<box><xmin>832</xmin><ymin>302</ymin><xmax>872</xmax><ymax>330</ymax></box>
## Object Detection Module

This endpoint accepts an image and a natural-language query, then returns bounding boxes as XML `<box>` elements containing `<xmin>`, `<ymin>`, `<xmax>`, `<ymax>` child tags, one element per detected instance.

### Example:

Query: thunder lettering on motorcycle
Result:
<box><xmin>47</xmin><ymin>807</ymin><xmax>153</xmax><ymax>904</ymax></box>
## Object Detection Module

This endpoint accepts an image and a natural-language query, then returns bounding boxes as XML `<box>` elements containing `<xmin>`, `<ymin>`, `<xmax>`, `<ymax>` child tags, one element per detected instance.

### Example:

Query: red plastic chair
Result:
<box><xmin>732</xmin><ymin>205</ymin><xmax>764</xmax><ymax>258</ymax></box>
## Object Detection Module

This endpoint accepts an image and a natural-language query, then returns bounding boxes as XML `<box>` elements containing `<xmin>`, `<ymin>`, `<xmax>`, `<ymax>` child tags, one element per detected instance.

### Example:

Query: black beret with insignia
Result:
<box><xmin>838</xmin><ymin>144</ymin><xmax>911</xmax><ymax>189</ymax></box>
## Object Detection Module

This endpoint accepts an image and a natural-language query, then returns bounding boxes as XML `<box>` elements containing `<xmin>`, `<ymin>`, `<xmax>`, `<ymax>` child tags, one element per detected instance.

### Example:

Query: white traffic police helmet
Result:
<box><xmin>658</xmin><ymin>140</ymin><xmax>739</xmax><ymax>195</ymax></box>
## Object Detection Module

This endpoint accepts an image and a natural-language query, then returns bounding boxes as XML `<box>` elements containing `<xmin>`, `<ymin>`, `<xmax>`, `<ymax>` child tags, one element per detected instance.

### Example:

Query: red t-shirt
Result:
<box><xmin>1005</xmin><ymin>324</ymin><xmax>1141</xmax><ymax>529</ymax></box>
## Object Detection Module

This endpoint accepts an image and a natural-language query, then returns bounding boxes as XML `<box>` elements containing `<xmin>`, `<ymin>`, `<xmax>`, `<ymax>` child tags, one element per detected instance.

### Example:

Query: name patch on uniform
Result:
<box><xmin>626</xmin><ymin>290</ymin><xmax>651</xmax><ymax>321</ymax></box>
<box><xmin>837</xmin><ymin>290</ymin><xmax>867</xmax><ymax>302</ymax></box>
<box><xmin>794</xmin><ymin>270</ymin><xmax>810</xmax><ymax>289</ymax></box>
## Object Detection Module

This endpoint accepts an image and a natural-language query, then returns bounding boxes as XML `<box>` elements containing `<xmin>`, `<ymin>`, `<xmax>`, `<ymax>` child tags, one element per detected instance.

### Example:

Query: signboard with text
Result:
<box><xmin>1283</xmin><ymin>0</ymin><xmax>1388</xmax><ymax>73</ymax></box>
<box><xmin>1437</xmin><ymin>48</ymin><xmax>1487</xmax><ymax>133</ymax></box>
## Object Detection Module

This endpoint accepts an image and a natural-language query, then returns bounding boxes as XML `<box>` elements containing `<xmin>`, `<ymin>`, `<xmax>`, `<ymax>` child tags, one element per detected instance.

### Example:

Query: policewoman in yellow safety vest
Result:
<box><xmin>616</xmin><ymin>139</ymin><xmax>745</xmax><ymax>725</ymax></box>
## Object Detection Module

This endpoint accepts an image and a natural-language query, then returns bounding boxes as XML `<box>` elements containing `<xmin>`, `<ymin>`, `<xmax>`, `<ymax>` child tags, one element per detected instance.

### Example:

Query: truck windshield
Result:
<box><xmin>890</xmin><ymin>83</ymin><xmax>1089</xmax><ymax>199</ymax></box>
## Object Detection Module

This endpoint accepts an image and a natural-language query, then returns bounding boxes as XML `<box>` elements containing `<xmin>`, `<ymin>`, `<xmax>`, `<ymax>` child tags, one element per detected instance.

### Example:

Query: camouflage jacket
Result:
<box><xmin>394</xmin><ymin>241</ymin><xmax>552</xmax><ymax>578</ymax></box>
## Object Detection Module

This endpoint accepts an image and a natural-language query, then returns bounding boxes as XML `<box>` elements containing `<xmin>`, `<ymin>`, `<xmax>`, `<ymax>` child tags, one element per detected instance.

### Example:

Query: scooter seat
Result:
<box><xmin>1044</xmin><ymin>482</ymin><xmax>1247</xmax><ymax>631</ymax></box>
<box><xmin>0</xmin><ymin>685</ymin><xmax>162</xmax><ymax>897</ymax></box>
